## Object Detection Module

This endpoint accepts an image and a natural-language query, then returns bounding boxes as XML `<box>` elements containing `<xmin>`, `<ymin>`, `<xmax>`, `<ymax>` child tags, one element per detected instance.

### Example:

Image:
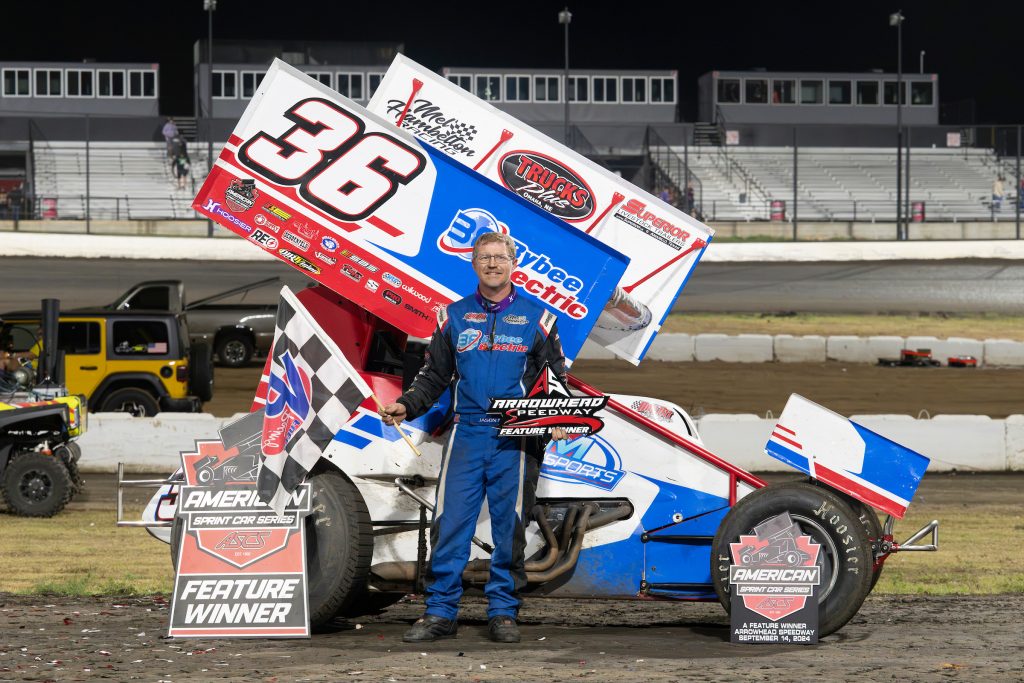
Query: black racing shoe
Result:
<box><xmin>402</xmin><ymin>615</ymin><xmax>458</xmax><ymax>643</ymax></box>
<box><xmin>487</xmin><ymin>616</ymin><xmax>521</xmax><ymax>643</ymax></box>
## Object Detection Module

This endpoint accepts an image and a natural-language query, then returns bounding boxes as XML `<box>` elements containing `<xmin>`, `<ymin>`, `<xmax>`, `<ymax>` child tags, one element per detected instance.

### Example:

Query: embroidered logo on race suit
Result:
<box><xmin>456</xmin><ymin>328</ymin><xmax>483</xmax><ymax>352</ymax></box>
<box><xmin>503</xmin><ymin>314</ymin><xmax>528</xmax><ymax>325</ymax></box>
<box><xmin>464</xmin><ymin>312</ymin><xmax>487</xmax><ymax>323</ymax></box>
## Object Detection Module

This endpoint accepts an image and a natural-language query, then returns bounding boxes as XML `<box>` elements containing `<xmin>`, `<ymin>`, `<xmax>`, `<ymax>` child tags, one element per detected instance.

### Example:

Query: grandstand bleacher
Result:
<box><xmin>654</xmin><ymin>146</ymin><xmax>1017</xmax><ymax>222</ymax></box>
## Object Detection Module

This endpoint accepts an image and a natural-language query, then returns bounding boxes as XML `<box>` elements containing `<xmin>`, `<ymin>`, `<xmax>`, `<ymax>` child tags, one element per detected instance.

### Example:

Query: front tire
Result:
<box><xmin>712</xmin><ymin>482</ymin><xmax>874</xmax><ymax>637</ymax></box>
<box><xmin>99</xmin><ymin>388</ymin><xmax>159</xmax><ymax>417</ymax></box>
<box><xmin>1</xmin><ymin>452</ymin><xmax>73</xmax><ymax>517</ymax></box>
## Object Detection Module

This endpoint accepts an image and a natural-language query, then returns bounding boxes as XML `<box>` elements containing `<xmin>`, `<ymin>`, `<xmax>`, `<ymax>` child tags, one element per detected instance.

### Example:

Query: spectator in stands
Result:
<box><xmin>0</xmin><ymin>187</ymin><xmax>6</xmax><ymax>219</ymax></box>
<box><xmin>992</xmin><ymin>176</ymin><xmax>1005</xmax><ymax>211</ymax></box>
<box><xmin>162</xmin><ymin>118</ymin><xmax>179</xmax><ymax>159</ymax></box>
<box><xmin>1019</xmin><ymin>178</ymin><xmax>1024</xmax><ymax>209</ymax></box>
<box><xmin>685</xmin><ymin>181</ymin><xmax>695</xmax><ymax>215</ymax></box>
<box><xmin>173</xmin><ymin>147</ymin><xmax>191</xmax><ymax>191</ymax></box>
<box><xmin>8</xmin><ymin>185</ymin><xmax>23</xmax><ymax>221</ymax></box>
<box><xmin>658</xmin><ymin>187</ymin><xmax>671</xmax><ymax>203</ymax></box>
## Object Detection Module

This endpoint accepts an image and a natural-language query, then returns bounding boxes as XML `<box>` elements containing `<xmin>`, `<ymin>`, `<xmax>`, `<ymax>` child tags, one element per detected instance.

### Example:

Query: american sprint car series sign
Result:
<box><xmin>368</xmin><ymin>55</ymin><xmax>715</xmax><ymax>365</ymax></box>
<box><xmin>192</xmin><ymin>60</ymin><xmax>629</xmax><ymax>363</ymax></box>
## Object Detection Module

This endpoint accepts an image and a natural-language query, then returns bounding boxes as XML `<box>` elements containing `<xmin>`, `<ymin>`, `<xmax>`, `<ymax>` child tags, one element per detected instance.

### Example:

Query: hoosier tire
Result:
<box><xmin>1</xmin><ymin>451</ymin><xmax>74</xmax><ymax>517</ymax></box>
<box><xmin>170</xmin><ymin>468</ymin><xmax>373</xmax><ymax>628</ymax></box>
<box><xmin>711</xmin><ymin>482</ymin><xmax>874</xmax><ymax>637</ymax></box>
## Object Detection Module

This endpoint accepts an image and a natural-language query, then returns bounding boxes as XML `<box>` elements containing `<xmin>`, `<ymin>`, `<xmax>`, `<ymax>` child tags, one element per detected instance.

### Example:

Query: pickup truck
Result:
<box><xmin>107</xmin><ymin>278</ymin><xmax>278</xmax><ymax>367</ymax></box>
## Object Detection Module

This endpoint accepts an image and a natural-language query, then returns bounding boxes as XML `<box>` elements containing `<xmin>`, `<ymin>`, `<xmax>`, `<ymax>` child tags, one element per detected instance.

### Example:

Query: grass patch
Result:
<box><xmin>0</xmin><ymin>509</ymin><xmax>173</xmax><ymax>595</ymax></box>
<box><xmin>662</xmin><ymin>312</ymin><xmax>1024</xmax><ymax>341</ymax></box>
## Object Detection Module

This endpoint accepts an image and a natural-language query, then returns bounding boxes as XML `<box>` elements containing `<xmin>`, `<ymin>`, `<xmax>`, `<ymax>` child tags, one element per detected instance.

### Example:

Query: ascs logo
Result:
<box><xmin>541</xmin><ymin>434</ymin><xmax>625</xmax><ymax>491</ymax></box>
<box><xmin>437</xmin><ymin>208</ymin><xmax>509</xmax><ymax>262</ymax></box>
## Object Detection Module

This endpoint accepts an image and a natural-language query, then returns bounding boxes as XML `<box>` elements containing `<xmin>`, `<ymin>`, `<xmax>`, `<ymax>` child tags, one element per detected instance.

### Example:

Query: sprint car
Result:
<box><xmin>122</xmin><ymin>289</ymin><xmax>938</xmax><ymax>637</ymax></box>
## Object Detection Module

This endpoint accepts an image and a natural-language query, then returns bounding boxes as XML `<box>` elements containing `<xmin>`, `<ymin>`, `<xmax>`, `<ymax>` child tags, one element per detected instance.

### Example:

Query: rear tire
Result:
<box><xmin>99</xmin><ymin>388</ymin><xmax>159</xmax><ymax>417</ymax></box>
<box><xmin>215</xmin><ymin>333</ymin><xmax>254</xmax><ymax>368</ymax></box>
<box><xmin>1</xmin><ymin>451</ymin><xmax>73</xmax><ymax>517</ymax></box>
<box><xmin>712</xmin><ymin>482</ymin><xmax>874</xmax><ymax>637</ymax></box>
<box><xmin>170</xmin><ymin>468</ymin><xmax>373</xmax><ymax>628</ymax></box>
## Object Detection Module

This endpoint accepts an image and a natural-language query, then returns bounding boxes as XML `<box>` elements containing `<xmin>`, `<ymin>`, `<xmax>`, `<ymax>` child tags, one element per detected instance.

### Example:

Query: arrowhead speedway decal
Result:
<box><xmin>488</xmin><ymin>363</ymin><xmax>608</xmax><ymax>437</ymax></box>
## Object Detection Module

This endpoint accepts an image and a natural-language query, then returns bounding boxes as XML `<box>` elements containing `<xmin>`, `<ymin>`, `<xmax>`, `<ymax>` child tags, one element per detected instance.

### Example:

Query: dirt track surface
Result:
<box><xmin>2</xmin><ymin>594</ymin><xmax>1022</xmax><ymax>682</ymax></box>
<box><xmin>204</xmin><ymin>361</ymin><xmax>1024</xmax><ymax>419</ymax></box>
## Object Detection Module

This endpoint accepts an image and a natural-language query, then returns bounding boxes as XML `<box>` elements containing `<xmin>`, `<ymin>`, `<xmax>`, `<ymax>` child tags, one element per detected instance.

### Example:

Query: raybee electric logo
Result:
<box><xmin>437</xmin><ymin>208</ymin><xmax>509</xmax><ymax>261</ymax></box>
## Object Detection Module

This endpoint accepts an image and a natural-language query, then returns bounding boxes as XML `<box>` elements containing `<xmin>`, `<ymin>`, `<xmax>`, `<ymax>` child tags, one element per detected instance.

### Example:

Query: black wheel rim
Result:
<box><xmin>222</xmin><ymin>340</ymin><xmax>247</xmax><ymax>364</ymax></box>
<box><xmin>19</xmin><ymin>469</ymin><xmax>53</xmax><ymax>503</ymax></box>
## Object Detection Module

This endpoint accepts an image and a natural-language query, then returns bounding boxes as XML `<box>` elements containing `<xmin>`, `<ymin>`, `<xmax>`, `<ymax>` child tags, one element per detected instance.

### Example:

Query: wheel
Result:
<box><xmin>189</xmin><ymin>343</ymin><xmax>215</xmax><ymax>401</ymax></box>
<box><xmin>99</xmin><ymin>388</ymin><xmax>159</xmax><ymax>417</ymax></box>
<box><xmin>170</xmin><ymin>468</ymin><xmax>373</xmax><ymax>628</ymax></box>
<box><xmin>215</xmin><ymin>333</ymin><xmax>253</xmax><ymax>368</ymax></box>
<box><xmin>54</xmin><ymin>443</ymin><xmax>84</xmax><ymax>495</ymax></box>
<box><xmin>1</xmin><ymin>451</ymin><xmax>74</xmax><ymax>517</ymax></box>
<box><xmin>712</xmin><ymin>482</ymin><xmax>874</xmax><ymax>637</ymax></box>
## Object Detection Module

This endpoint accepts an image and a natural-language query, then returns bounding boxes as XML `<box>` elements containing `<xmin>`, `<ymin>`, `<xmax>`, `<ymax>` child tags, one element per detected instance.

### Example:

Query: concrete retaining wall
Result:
<box><xmin>576</xmin><ymin>332</ymin><xmax>1024</xmax><ymax>366</ymax></box>
<box><xmin>81</xmin><ymin>411</ymin><xmax>1024</xmax><ymax>474</ymax></box>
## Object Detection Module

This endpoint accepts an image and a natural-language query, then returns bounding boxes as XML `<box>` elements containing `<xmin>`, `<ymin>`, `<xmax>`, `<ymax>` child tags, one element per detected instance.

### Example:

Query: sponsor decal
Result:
<box><xmin>630</xmin><ymin>399</ymin><xmax>676</xmax><ymax>424</ymax></box>
<box><xmin>401</xmin><ymin>283</ymin><xmax>431</xmax><ymax>304</ymax></box>
<box><xmin>503</xmin><ymin>314</ymin><xmax>528</xmax><ymax>325</ymax></box>
<box><xmin>456</xmin><ymin>328</ymin><xmax>482</xmax><ymax>353</ymax></box>
<box><xmin>438</xmin><ymin>208</ymin><xmax>509</xmax><ymax>262</ymax></box>
<box><xmin>384</xmin><ymin>97</ymin><xmax>478</xmax><ymax>157</ymax></box>
<box><xmin>464</xmin><ymin>312</ymin><xmax>488</xmax><ymax>323</ymax></box>
<box><xmin>341</xmin><ymin>264</ymin><xmax>363</xmax><ymax>281</ymax></box>
<box><xmin>341</xmin><ymin>249</ymin><xmax>379</xmax><ymax>273</ymax></box>
<box><xmin>253</xmin><ymin>213</ymin><xmax>282</xmax><ymax>233</ymax></box>
<box><xmin>499</xmin><ymin>151</ymin><xmax>595</xmax><ymax>221</ymax></box>
<box><xmin>262</xmin><ymin>203</ymin><xmax>292</xmax><ymax>221</ymax></box>
<box><xmin>613</xmin><ymin>198</ymin><xmax>692</xmax><ymax>251</ymax></box>
<box><xmin>278</xmin><ymin>249</ymin><xmax>320</xmax><ymax>275</ymax></box>
<box><xmin>292</xmin><ymin>220</ymin><xmax>318</xmax><ymax>240</ymax></box>
<box><xmin>201</xmin><ymin>199</ymin><xmax>254</xmax><ymax>233</ymax></box>
<box><xmin>248</xmin><ymin>229</ymin><xmax>278</xmax><ymax>250</ymax></box>
<box><xmin>729</xmin><ymin>512</ymin><xmax>821</xmax><ymax>644</ymax></box>
<box><xmin>489</xmin><ymin>364</ymin><xmax>608</xmax><ymax>437</ymax></box>
<box><xmin>365</xmin><ymin>279</ymin><xmax>379</xmax><ymax>292</ymax></box>
<box><xmin>439</xmin><ymin>209</ymin><xmax>589</xmax><ymax>320</ymax></box>
<box><xmin>382</xmin><ymin>289</ymin><xmax>402</xmax><ymax>305</ymax></box>
<box><xmin>382</xmin><ymin>272</ymin><xmax>402</xmax><ymax>287</ymax></box>
<box><xmin>261</xmin><ymin>352</ymin><xmax>311</xmax><ymax>457</ymax></box>
<box><xmin>314</xmin><ymin>251</ymin><xmax>337</xmax><ymax>265</ymax></box>
<box><xmin>282</xmin><ymin>231</ymin><xmax>310</xmax><ymax>251</ymax></box>
<box><xmin>404</xmin><ymin>302</ymin><xmax>431</xmax><ymax>322</ymax></box>
<box><xmin>225</xmin><ymin>178</ymin><xmax>258</xmax><ymax>212</ymax></box>
<box><xmin>541</xmin><ymin>433</ymin><xmax>625</xmax><ymax>491</ymax></box>
<box><xmin>320</xmin><ymin>235</ymin><xmax>339</xmax><ymax>252</ymax></box>
<box><xmin>169</xmin><ymin>412</ymin><xmax>311</xmax><ymax>638</ymax></box>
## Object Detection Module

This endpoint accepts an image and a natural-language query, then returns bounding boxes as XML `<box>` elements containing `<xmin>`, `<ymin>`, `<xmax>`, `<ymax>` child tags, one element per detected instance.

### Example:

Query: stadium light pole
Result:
<box><xmin>891</xmin><ymin>10</ymin><xmax>905</xmax><ymax>240</ymax></box>
<box><xmin>559</xmin><ymin>7</ymin><xmax>572</xmax><ymax>149</ymax></box>
<box><xmin>205</xmin><ymin>0</ymin><xmax>217</xmax><ymax>237</ymax></box>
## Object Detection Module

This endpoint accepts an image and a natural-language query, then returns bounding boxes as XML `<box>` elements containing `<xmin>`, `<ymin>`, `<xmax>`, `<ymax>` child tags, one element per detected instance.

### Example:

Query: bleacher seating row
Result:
<box><xmin>658</xmin><ymin>146</ymin><xmax>1017</xmax><ymax>222</ymax></box>
<box><xmin>25</xmin><ymin>141</ymin><xmax>1021</xmax><ymax>223</ymax></box>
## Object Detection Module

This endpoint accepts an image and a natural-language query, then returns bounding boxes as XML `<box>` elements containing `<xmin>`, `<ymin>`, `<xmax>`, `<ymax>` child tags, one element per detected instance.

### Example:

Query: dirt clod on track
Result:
<box><xmin>1</xmin><ymin>593</ymin><xmax>1022</xmax><ymax>682</ymax></box>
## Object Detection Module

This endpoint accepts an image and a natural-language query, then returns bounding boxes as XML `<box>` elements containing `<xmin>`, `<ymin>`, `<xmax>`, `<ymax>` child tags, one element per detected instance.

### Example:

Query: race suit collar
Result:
<box><xmin>475</xmin><ymin>286</ymin><xmax>517</xmax><ymax>314</ymax></box>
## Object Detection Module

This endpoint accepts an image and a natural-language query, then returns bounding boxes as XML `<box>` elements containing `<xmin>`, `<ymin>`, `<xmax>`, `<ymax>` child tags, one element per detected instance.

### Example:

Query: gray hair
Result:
<box><xmin>472</xmin><ymin>232</ymin><xmax>517</xmax><ymax>261</ymax></box>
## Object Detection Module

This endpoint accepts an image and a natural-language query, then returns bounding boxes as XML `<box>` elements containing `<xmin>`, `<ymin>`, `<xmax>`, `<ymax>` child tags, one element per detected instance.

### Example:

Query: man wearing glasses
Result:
<box><xmin>381</xmin><ymin>231</ymin><xmax>567</xmax><ymax>644</ymax></box>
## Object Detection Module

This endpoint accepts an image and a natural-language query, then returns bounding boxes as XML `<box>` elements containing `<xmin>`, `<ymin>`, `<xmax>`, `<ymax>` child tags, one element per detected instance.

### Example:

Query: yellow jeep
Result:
<box><xmin>2</xmin><ymin>310</ymin><xmax>212</xmax><ymax>416</ymax></box>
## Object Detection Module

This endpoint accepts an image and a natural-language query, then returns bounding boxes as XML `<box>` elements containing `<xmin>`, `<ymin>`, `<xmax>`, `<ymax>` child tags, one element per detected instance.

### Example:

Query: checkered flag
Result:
<box><xmin>257</xmin><ymin>286</ymin><xmax>372</xmax><ymax>516</ymax></box>
<box><xmin>446</xmin><ymin>120</ymin><xmax>477</xmax><ymax>142</ymax></box>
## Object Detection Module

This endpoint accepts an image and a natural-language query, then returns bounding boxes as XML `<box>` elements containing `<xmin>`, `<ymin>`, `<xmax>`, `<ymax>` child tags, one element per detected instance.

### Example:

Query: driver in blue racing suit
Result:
<box><xmin>381</xmin><ymin>231</ymin><xmax>567</xmax><ymax>644</ymax></box>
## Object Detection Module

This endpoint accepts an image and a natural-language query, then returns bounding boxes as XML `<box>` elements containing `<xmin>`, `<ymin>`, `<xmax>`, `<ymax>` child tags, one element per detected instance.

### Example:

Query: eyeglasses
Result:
<box><xmin>474</xmin><ymin>254</ymin><xmax>512</xmax><ymax>264</ymax></box>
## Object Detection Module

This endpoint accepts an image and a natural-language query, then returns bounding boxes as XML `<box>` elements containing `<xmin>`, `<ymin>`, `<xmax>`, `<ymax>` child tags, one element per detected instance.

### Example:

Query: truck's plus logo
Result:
<box><xmin>499</xmin><ymin>151</ymin><xmax>595</xmax><ymax>221</ymax></box>
<box><xmin>262</xmin><ymin>352</ymin><xmax>311</xmax><ymax>457</ymax></box>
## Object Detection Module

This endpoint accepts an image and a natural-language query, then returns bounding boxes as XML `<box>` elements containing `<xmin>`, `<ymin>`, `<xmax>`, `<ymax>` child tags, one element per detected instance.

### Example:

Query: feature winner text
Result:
<box><xmin>178</xmin><ymin>577</ymin><xmax>300</xmax><ymax>625</ymax></box>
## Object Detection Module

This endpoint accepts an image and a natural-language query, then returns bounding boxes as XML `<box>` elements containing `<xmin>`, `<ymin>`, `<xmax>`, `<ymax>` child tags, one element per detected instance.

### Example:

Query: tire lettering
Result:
<box><xmin>813</xmin><ymin>501</ymin><xmax>831</xmax><ymax>518</ymax></box>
